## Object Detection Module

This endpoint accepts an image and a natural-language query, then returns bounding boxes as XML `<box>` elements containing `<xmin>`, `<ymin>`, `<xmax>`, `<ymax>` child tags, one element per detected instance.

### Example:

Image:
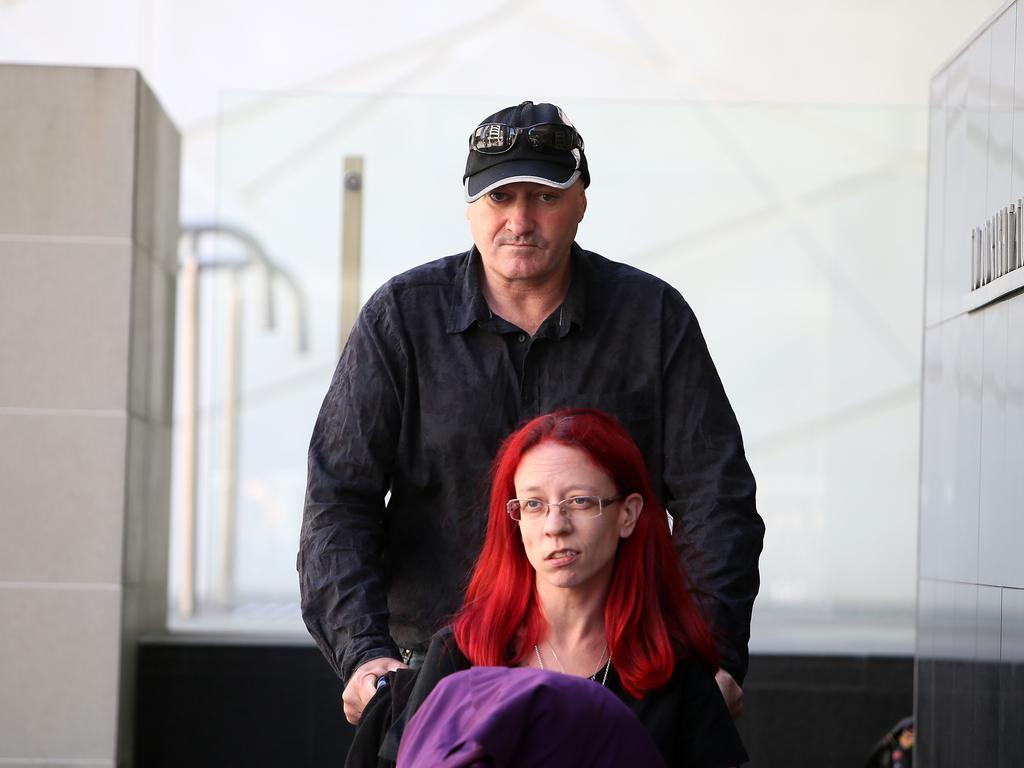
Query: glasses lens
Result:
<box><xmin>507</xmin><ymin>499</ymin><xmax>522</xmax><ymax>520</ymax></box>
<box><xmin>508</xmin><ymin>498</ymin><xmax>554</xmax><ymax>521</ymax></box>
<box><xmin>471</xmin><ymin>124</ymin><xmax>516</xmax><ymax>154</ymax></box>
<box><xmin>560</xmin><ymin>495</ymin><xmax>601</xmax><ymax>516</ymax></box>
<box><xmin>526</xmin><ymin>124</ymin><xmax>579</xmax><ymax>152</ymax></box>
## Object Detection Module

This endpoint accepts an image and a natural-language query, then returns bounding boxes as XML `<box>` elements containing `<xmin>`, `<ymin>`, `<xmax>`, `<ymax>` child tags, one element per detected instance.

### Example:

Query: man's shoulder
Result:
<box><xmin>577</xmin><ymin>247</ymin><xmax>686</xmax><ymax>303</ymax></box>
<box><xmin>378</xmin><ymin>251</ymin><xmax>468</xmax><ymax>295</ymax></box>
<box><xmin>580</xmin><ymin>247</ymin><xmax>665</xmax><ymax>283</ymax></box>
<box><xmin>359</xmin><ymin>251</ymin><xmax>469</xmax><ymax>322</ymax></box>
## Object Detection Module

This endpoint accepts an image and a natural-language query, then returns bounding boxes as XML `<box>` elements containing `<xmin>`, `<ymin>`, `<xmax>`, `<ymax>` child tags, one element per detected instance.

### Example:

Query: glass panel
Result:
<box><xmin>169</xmin><ymin>94</ymin><xmax>925</xmax><ymax>652</ymax></box>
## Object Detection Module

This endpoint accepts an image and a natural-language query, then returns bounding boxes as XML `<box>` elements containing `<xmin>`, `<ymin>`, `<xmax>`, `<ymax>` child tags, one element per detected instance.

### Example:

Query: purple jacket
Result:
<box><xmin>396</xmin><ymin>666</ymin><xmax>666</xmax><ymax>768</ymax></box>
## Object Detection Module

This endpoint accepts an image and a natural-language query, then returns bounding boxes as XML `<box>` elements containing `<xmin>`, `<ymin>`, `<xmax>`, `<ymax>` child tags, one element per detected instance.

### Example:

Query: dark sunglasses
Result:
<box><xmin>469</xmin><ymin>122</ymin><xmax>585</xmax><ymax>155</ymax></box>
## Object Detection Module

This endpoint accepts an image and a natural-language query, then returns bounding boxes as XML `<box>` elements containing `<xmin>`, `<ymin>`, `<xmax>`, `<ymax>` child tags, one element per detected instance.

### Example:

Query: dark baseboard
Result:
<box><xmin>135</xmin><ymin>641</ymin><xmax>913</xmax><ymax>767</ymax></box>
<box><xmin>736</xmin><ymin>654</ymin><xmax>913</xmax><ymax>767</ymax></box>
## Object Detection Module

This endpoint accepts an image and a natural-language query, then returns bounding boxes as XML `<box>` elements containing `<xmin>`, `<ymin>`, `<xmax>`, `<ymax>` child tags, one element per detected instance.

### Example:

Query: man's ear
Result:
<box><xmin>618</xmin><ymin>493</ymin><xmax>643</xmax><ymax>538</ymax></box>
<box><xmin>578</xmin><ymin>188</ymin><xmax>588</xmax><ymax>222</ymax></box>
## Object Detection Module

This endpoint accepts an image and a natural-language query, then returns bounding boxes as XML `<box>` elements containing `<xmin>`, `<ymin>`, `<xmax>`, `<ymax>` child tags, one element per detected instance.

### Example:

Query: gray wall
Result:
<box><xmin>919</xmin><ymin>2</ymin><xmax>1024</xmax><ymax>765</ymax></box>
<box><xmin>0</xmin><ymin>65</ymin><xmax>179</xmax><ymax>766</ymax></box>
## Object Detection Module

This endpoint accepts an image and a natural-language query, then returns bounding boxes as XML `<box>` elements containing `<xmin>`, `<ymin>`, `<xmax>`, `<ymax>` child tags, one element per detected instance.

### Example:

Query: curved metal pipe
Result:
<box><xmin>174</xmin><ymin>221</ymin><xmax>310</xmax><ymax>620</ymax></box>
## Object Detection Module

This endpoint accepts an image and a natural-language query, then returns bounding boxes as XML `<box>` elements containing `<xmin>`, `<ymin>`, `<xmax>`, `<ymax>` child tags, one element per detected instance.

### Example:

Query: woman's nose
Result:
<box><xmin>542</xmin><ymin>504</ymin><xmax>573</xmax><ymax>534</ymax></box>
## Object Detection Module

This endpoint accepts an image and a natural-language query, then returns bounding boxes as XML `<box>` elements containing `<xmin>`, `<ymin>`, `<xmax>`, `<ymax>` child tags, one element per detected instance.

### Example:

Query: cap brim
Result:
<box><xmin>465</xmin><ymin>160</ymin><xmax>581</xmax><ymax>203</ymax></box>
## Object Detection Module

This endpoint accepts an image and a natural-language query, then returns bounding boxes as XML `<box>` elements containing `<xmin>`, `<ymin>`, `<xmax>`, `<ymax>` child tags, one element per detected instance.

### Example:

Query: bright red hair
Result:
<box><xmin>453</xmin><ymin>408</ymin><xmax>717</xmax><ymax>698</ymax></box>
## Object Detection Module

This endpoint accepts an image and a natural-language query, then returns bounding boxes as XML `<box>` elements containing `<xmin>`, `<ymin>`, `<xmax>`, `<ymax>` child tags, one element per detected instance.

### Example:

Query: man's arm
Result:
<box><xmin>661</xmin><ymin>292</ymin><xmax>764</xmax><ymax>685</ymax></box>
<box><xmin>297</xmin><ymin>298</ymin><xmax>406</xmax><ymax>687</ymax></box>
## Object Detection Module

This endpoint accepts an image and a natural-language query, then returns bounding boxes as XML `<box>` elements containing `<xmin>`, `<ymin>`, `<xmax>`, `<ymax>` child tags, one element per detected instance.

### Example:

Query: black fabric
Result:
<box><xmin>345</xmin><ymin>668</ymin><xmax>420</xmax><ymax>768</ymax></box>
<box><xmin>381</xmin><ymin>628</ymin><xmax>748</xmax><ymax>768</ymax></box>
<box><xmin>298</xmin><ymin>244</ymin><xmax>763</xmax><ymax>686</ymax></box>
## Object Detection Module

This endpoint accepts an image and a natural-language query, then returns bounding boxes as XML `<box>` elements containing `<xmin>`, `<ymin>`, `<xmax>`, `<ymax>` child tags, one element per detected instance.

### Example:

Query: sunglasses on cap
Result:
<box><xmin>469</xmin><ymin>122</ymin><xmax>585</xmax><ymax>155</ymax></box>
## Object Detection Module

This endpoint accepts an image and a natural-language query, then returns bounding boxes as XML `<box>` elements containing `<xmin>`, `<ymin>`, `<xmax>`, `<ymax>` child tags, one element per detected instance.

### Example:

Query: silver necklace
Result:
<box><xmin>533</xmin><ymin>643</ymin><xmax>612</xmax><ymax>687</ymax></box>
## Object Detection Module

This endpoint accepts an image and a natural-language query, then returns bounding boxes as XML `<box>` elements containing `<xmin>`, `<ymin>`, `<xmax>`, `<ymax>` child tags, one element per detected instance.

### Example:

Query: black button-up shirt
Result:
<box><xmin>299</xmin><ymin>244</ymin><xmax>763</xmax><ymax>684</ymax></box>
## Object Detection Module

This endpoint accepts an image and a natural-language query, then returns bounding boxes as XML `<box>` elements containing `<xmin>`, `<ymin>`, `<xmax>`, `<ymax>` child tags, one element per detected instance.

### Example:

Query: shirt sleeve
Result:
<box><xmin>297</xmin><ymin>295</ymin><xmax>406</xmax><ymax>683</ymax></box>
<box><xmin>661</xmin><ymin>290</ymin><xmax>765</xmax><ymax>684</ymax></box>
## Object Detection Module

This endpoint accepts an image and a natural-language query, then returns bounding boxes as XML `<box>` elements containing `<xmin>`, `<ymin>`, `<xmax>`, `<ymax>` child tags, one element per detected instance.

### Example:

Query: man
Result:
<box><xmin>299</xmin><ymin>101</ymin><xmax>763</xmax><ymax>724</ymax></box>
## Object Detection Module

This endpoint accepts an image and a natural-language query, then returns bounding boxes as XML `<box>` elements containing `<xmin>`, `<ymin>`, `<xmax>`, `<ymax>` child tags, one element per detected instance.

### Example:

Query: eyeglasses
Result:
<box><xmin>507</xmin><ymin>495</ymin><xmax>623</xmax><ymax>522</ymax></box>
<box><xmin>469</xmin><ymin>123</ymin><xmax>585</xmax><ymax>155</ymax></box>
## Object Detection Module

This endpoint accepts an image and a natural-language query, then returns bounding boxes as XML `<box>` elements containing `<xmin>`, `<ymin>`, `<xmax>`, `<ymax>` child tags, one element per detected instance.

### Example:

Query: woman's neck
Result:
<box><xmin>535</xmin><ymin>581</ymin><xmax>610</xmax><ymax>677</ymax></box>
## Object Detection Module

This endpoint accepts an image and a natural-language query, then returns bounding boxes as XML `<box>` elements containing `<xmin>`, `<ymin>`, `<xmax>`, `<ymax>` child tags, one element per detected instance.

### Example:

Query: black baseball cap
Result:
<box><xmin>463</xmin><ymin>101</ymin><xmax>590</xmax><ymax>203</ymax></box>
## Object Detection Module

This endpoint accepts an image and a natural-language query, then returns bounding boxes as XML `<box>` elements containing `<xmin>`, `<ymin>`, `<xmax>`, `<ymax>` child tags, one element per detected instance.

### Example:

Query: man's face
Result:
<box><xmin>466</xmin><ymin>180</ymin><xmax>587</xmax><ymax>289</ymax></box>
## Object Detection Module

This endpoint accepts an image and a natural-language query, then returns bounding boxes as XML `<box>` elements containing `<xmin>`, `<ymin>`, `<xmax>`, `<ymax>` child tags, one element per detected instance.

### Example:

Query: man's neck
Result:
<box><xmin>479</xmin><ymin>265</ymin><xmax>572</xmax><ymax>337</ymax></box>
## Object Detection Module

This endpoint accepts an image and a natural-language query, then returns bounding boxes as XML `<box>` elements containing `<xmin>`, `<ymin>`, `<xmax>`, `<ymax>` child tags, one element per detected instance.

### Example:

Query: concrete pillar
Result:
<box><xmin>0</xmin><ymin>64</ymin><xmax>179</xmax><ymax>766</ymax></box>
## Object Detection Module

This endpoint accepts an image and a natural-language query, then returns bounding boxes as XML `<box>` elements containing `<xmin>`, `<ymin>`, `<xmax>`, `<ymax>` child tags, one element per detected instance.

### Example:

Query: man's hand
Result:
<box><xmin>715</xmin><ymin>668</ymin><xmax>743</xmax><ymax>719</ymax></box>
<box><xmin>343</xmin><ymin>657</ymin><xmax>408</xmax><ymax>724</ymax></box>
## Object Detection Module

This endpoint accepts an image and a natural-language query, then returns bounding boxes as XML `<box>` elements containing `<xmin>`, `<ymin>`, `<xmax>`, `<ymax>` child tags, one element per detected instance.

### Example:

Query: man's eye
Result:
<box><xmin>489</xmin><ymin>192</ymin><xmax>509</xmax><ymax>202</ymax></box>
<box><xmin>538</xmin><ymin>193</ymin><xmax>558</xmax><ymax>203</ymax></box>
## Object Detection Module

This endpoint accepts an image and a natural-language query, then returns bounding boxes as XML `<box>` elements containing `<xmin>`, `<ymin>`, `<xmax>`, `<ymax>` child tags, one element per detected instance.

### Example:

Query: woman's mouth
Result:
<box><xmin>545</xmin><ymin>549</ymin><xmax>579</xmax><ymax>566</ymax></box>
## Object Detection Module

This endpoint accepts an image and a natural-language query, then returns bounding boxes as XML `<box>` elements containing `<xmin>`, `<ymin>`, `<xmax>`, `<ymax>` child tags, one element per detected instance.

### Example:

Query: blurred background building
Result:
<box><xmin>0</xmin><ymin>1</ymin><xmax>1017</xmax><ymax>765</ymax></box>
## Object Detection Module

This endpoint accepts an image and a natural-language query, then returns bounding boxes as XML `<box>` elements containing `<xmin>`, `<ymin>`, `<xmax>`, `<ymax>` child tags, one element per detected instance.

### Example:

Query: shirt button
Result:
<box><xmin>517</xmin><ymin>333</ymin><xmax>527</xmax><ymax>343</ymax></box>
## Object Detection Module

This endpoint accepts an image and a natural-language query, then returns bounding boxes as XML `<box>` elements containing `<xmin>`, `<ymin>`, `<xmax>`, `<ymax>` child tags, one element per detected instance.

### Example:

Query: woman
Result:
<box><xmin>371</xmin><ymin>408</ymin><xmax>747</xmax><ymax>767</ymax></box>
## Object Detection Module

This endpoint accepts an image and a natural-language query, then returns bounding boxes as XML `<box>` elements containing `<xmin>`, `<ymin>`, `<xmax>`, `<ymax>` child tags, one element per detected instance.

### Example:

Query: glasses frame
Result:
<box><xmin>469</xmin><ymin>122</ymin><xmax>585</xmax><ymax>155</ymax></box>
<box><xmin>506</xmin><ymin>494</ymin><xmax>624</xmax><ymax>523</ymax></box>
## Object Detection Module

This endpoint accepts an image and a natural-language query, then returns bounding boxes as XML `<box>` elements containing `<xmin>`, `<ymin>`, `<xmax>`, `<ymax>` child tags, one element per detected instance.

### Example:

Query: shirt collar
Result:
<box><xmin>446</xmin><ymin>247</ymin><xmax>492</xmax><ymax>334</ymax></box>
<box><xmin>558</xmin><ymin>244</ymin><xmax>587</xmax><ymax>336</ymax></box>
<box><xmin>446</xmin><ymin>244</ymin><xmax>588</xmax><ymax>336</ymax></box>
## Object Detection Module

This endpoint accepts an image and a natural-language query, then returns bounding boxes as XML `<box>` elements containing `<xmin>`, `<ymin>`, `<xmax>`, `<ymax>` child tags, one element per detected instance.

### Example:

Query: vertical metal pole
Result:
<box><xmin>340</xmin><ymin>156</ymin><xmax>364</xmax><ymax>354</ymax></box>
<box><xmin>971</xmin><ymin>228</ymin><xmax>977</xmax><ymax>290</ymax></box>
<box><xmin>1000</xmin><ymin>208</ymin><xmax>1007</xmax><ymax>279</ymax></box>
<box><xmin>1007</xmin><ymin>207</ymin><xmax>1015</xmax><ymax>276</ymax></box>
<box><xmin>1011</xmin><ymin>199</ymin><xmax>1019</xmax><ymax>272</ymax></box>
<box><xmin>216</xmin><ymin>272</ymin><xmax>242</xmax><ymax>607</ymax></box>
<box><xmin>177</xmin><ymin>254</ymin><xmax>200</xmax><ymax>617</ymax></box>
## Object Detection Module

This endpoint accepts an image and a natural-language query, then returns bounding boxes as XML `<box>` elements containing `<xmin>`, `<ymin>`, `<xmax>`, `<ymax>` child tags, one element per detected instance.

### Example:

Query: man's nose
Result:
<box><xmin>505</xmin><ymin>201</ymin><xmax>535</xmax><ymax>235</ymax></box>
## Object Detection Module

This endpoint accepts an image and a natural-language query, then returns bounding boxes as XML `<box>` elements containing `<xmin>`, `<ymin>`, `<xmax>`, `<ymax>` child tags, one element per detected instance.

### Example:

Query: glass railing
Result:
<box><xmin>168</xmin><ymin>93</ymin><xmax>927</xmax><ymax>653</ymax></box>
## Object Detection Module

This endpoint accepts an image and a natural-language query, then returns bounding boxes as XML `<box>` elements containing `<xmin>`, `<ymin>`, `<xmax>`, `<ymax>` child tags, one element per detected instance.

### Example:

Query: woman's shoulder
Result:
<box><xmin>620</xmin><ymin>655</ymin><xmax>746</xmax><ymax>767</ymax></box>
<box><xmin>378</xmin><ymin>628</ymin><xmax>471</xmax><ymax>763</ymax></box>
<box><xmin>412</xmin><ymin>627</ymin><xmax>472</xmax><ymax>711</ymax></box>
<box><xmin>429</xmin><ymin>625</ymin><xmax>455</xmax><ymax>645</ymax></box>
<box><xmin>425</xmin><ymin>626</ymin><xmax>468</xmax><ymax>667</ymax></box>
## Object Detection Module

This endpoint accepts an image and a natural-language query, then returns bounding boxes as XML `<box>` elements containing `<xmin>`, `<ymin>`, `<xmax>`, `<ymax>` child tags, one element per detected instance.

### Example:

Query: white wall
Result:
<box><xmin>917</xmin><ymin>3</ymin><xmax>1024</xmax><ymax>762</ymax></box>
<box><xmin>0</xmin><ymin>64</ymin><xmax>178</xmax><ymax>767</ymax></box>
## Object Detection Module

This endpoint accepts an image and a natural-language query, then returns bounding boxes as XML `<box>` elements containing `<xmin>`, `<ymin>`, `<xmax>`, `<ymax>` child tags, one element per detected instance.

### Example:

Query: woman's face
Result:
<box><xmin>513</xmin><ymin>441</ymin><xmax>642</xmax><ymax>597</ymax></box>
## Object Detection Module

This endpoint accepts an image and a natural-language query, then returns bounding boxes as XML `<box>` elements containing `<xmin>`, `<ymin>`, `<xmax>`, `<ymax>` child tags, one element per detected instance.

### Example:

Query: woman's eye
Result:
<box><xmin>524</xmin><ymin>499</ymin><xmax>545</xmax><ymax>510</ymax></box>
